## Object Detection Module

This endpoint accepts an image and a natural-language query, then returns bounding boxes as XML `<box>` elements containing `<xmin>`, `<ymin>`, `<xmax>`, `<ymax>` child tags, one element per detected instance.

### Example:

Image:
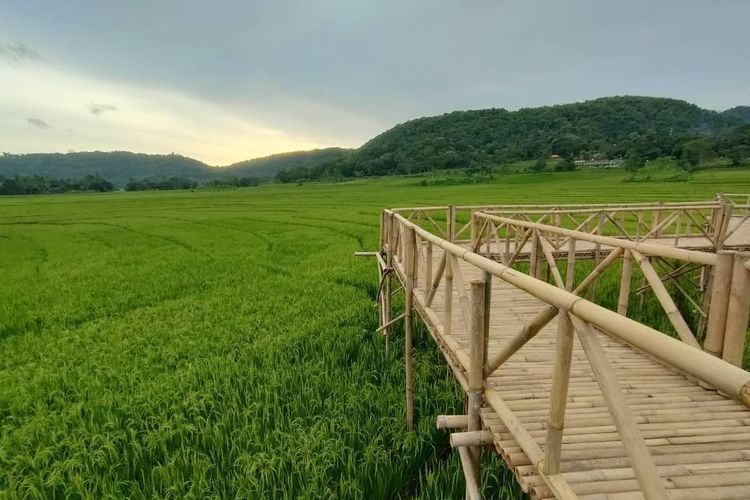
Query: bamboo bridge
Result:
<box><xmin>362</xmin><ymin>194</ymin><xmax>750</xmax><ymax>499</ymax></box>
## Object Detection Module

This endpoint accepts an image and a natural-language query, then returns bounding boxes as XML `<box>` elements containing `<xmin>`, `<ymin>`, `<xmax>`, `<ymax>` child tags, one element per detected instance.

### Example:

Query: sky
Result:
<box><xmin>1</xmin><ymin>1</ymin><xmax>748</xmax><ymax>166</ymax></box>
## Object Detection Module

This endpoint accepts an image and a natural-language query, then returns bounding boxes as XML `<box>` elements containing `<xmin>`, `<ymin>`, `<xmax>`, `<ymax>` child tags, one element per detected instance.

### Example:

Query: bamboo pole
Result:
<box><xmin>476</xmin><ymin>212</ymin><xmax>717</xmax><ymax>266</ymax></box>
<box><xmin>448</xmin><ymin>205</ymin><xmax>456</xmax><ymax>242</ymax></box>
<box><xmin>617</xmin><ymin>250</ymin><xmax>633</xmax><ymax>316</ymax></box>
<box><xmin>444</xmin><ymin>252</ymin><xmax>454</xmax><ymax>336</ymax></box>
<box><xmin>704</xmin><ymin>251</ymin><xmax>734</xmax><ymax>357</ymax></box>
<box><xmin>404</xmin><ymin>225</ymin><xmax>416</xmax><ymax>430</ymax></box>
<box><xmin>467</xmin><ymin>279</ymin><xmax>487</xmax><ymax>494</ymax></box>
<box><xmin>458</xmin><ymin>447</ymin><xmax>482</xmax><ymax>500</ymax></box>
<box><xmin>482</xmin><ymin>271</ymin><xmax>492</xmax><ymax>369</ymax></box>
<box><xmin>384</xmin><ymin>213</ymin><xmax>395</xmax><ymax>357</ymax></box>
<box><xmin>544</xmin><ymin>309</ymin><xmax>574</xmax><ymax>475</ymax></box>
<box><xmin>423</xmin><ymin>241</ymin><xmax>432</xmax><ymax>295</ymax></box>
<box><xmin>538</xmin><ymin>233</ymin><xmax>564</xmax><ymax>288</ymax></box>
<box><xmin>450</xmin><ymin>254</ymin><xmax>474</xmax><ymax>328</ymax></box>
<box><xmin>530</xmin><ymin>229</ymin><xmax>540</xmax><ymax>278</ymax></box>
<box><xmin>426</xmin><ymin>252</ymin><xmax>446</xmax><ymax>307</ymax></box>
<box><xmin>630</xmin><ymin>250</ymin><xmax>700</xmax><ymax>348</ymax></box>
<box><xmin>570</xmin><ymin>315</ymin><xmax>668</xmax><ymax>499</ymax></box>
<box><xmin>722</xmin><ymin>253</ymin><xmax>750</xmax><ymax>367</ymax></box>
<box><xmin>437</xmin><ymin>414</ymin><xmax>468</xmax><ymax>429</ymax></box>
<box><xmin>484</xmin><ymin>247</ymin><xmax>624</xmax><ymax>376</ymax></box>
<box><xmin>451</xmin><ymin>430</ymin><xmax>493</xmax><ymax>448</ymax></box>
<box><xmin>566</xmin><ymin>238</ymin><xmax>576</xmax><ymax>291</ymax></box>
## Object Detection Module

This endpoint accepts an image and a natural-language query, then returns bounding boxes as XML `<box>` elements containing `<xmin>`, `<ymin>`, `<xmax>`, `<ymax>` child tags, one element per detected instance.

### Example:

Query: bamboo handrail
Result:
<box><xmin>476</xmin><ymin>212</ymin><xmax>718</xmax><ymax>266</ymax></box>
<box><xmin>391</xmin><ymin>213</ymin><xmax>750</xmax><ymax>405</ymax></box>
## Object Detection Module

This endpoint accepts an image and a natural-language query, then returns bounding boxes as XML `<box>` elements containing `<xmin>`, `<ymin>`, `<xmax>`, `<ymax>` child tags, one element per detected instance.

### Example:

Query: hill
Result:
<box><xmin>0</xmin><ymin>152</ymin><xmax>212</xmax><ymax>186</ymax></box>
<box><xmin>289</xmin><ymin>96</ymin><xmax>749</xmax><ymax>180</ymax></box>
<box><xmin>224</xmin><ymin>148</ymin><xmax>350</xmax><ymax>178</ymax></box>
<box><xmin>0</xmin><ymin>148</ymin><xmax>351</xmax><ymax>186</ymax></box>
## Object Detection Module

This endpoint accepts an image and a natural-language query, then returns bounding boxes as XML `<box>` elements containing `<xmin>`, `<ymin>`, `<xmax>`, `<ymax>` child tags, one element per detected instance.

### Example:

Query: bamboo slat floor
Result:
<box><xmin>400</xmin><ymin>245</ymin><xmax>750</xmax><ymax>499</ymax></box>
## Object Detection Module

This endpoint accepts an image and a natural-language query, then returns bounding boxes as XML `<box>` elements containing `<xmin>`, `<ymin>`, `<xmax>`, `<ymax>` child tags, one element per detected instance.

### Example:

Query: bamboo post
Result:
<box><xmin>448</xmin><ymin>205</ymin><xmax>456</xmax><ymax>242</ymax></box>
<box><xmin>715</xmin><ymin>197</ymin><xmax>733</xmax><ymax>250</ymax></box>
<box><xmin>617</xmin><ymin>250</ymin><xmax>633</xmax><ymax>316</ymax></box>
<box><xmin>704</xmin><ymin>251</ymin><xmax>734</xmax><ymax>357</ymax></box>
<box><xmin>444</xmin><ymin>252</ymin><xmax>454</xmax><ymax>336</ymax></box>
<box><xmin>722</xmin><ymin>253</ymin><xmax>750</xmax><ymax>367</ymax></box>
<box><xmin>467</xmin><ymin>280</ymin><xmax>487</xmax><ymax>496</ymax></box>
<box><xmin>482</xmin><ymin>271</ymin><xmax>492</xmax><ymax>368</ymax></box>
<box><xmin>595</xmin><ymin>210</ymin><xmax>605</xmax><ymax>266</ymax></box>
<box><xmin>424</xmin><ymin>241</ymin><xmax>432</xmax><ymax>295</ymax></box>
<box><xmin>652</xmin><ymin>203</ymin><xmax>663</xmax><ymax>238</ymax></box>
<box><xmin>565</xmin><ymin>238</ymin><xmax>576</xmax><ymax>291</ymax></box>
<box><xmin>544</xmin><ymin>309</ymin><xmax>574</xmax><ymax>475</ymax></box>
<box><xmin>404</xmin><ymin>225</ymin><xmax>416</xmax><ymax>430</ymax></box>
<box><xmin>384</xmin><ymin>213</ymin><xmax>395</xmax><ymax>357</ymax></box>
<box><xmin>570</xmin><ymin>315</ymin><xmax>668</xmax><ymax>499</ymax></box>
<box><xmin>530</xmin><ymin>229</ymin><xmax>540</xmax><ymax>278</ymax></box>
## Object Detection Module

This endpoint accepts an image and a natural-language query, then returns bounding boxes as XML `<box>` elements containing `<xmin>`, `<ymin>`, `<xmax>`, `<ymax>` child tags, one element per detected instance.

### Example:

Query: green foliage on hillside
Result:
<box><xmin>275</xmin><ymin>96</ymin><xmax>750</xmax><ymax>182</ymax></box>
<box><xmin>0</xmin><ymin>149</ymin><xmax>350</xmax><ymax>186</ymax></box>
<box><xmin>0</xmin><ymin>152</ymin><xmax>210</xmax><ymax>186</ymax></box>
<box><xmin>225</xmin><ymin>148</ymin><xmax>350</xmax><ymax>178</ymax></box>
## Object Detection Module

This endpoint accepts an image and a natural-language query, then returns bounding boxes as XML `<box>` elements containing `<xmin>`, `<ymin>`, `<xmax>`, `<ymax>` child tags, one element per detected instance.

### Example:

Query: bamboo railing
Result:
<box><xmin>373</xmin><ymin>198</ymin><xmax>750</xmax><ymax>499</ymax></box>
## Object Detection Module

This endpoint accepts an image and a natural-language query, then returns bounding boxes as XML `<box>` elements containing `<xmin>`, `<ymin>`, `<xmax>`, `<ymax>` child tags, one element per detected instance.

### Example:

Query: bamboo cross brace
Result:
<box><xmin>605</xmin><ymin>212</ymin><xmax>634</xmax><ymax>241</ymax></box>
<box><xmin>631</xmin><ymin>250</ymin><xmax>700</xmax><ymax>348</ymax></box>
<box><xmin>484</xmin><ymin>247</ymin><xmax>625</xmax><ymax>376</ymax></box>
<box><xmin>426</xmin><ymin>253</ymin><xmax>447</xmax><ymax>306</ymax></box>
<box><xmin>537</xmin><ymin>232</ymin><xmax>565</xmax><ymax>288</ymax></box>
<box><xmin>569</xmin><ymin>315</ymin><xmax>668</xmax><ymax>499</ymax></box>
<box><xmin>447</xmin><ymin>254</ymin><xmax>474</xmax><ymax>329</ymax></box>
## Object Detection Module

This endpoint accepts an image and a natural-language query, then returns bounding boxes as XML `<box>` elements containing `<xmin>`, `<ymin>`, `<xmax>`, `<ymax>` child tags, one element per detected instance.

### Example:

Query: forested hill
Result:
<box><xmin>298</xmin><ymin>96</ymin><xmax>749</xmax><ymax>179</ymax></box>
<box><xmin>0</xmin><ymin>148</ymin><xmax>349</xmax><ymax>186</ymax></box>
<box><xmin>0</xmin><ymin>152</ymin><xmax>211</xmax><ymax>186</ymax></box>
<box><xmin>224</xmin><ymin>148</ymin><xmax>349</xmax><ymax>178</ymax></box>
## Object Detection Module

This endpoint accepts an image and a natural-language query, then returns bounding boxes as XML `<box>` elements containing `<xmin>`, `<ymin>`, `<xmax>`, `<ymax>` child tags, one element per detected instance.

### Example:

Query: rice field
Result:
<box><xmin>2</xmin><ymin>167</ymin><xmax>750</xmax><ymax>499</ymax></box>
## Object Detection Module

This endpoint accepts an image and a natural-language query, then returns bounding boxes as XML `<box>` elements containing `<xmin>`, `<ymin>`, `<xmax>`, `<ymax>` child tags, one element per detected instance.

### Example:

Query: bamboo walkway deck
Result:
<box><xmin>369</xmin><ymin>197</ymin><xmax>750</xmax><ymax>499</ymax></box>
<box><xmin>414</xmin><ymin>248</ymin><xmax>750</xmax><ymax>499</ymax></box>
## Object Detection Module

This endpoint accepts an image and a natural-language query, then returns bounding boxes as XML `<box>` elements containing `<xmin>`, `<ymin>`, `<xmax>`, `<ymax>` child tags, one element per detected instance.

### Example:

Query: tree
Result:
<box><xmin>530</xmin><ymin>156</ymin><xmax>546</xmax><ymax>172</ymax></box>
<box><xmin>623</xmin><ymin>150</ymin><xmax>645</xmax><ymax>173</ymax></box>
<box><xmin>555</xmin><ymin>155</ymin><xmax>576</xmax><ymax>172</ymax></box>
<box><xmin>679</xmin><ymin>138</ymin><xmax>715</xmax><ymax>169</ymax></box>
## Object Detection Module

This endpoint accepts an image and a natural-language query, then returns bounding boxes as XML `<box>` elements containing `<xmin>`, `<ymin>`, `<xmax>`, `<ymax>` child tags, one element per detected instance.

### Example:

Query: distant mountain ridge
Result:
<box><xmin>0</xmin><ymin>148</ymin><xmax>350</xmax><ymax>186</ymax></box>
<box><xmin>2</xmin><ymin>96</ymin><xmax>748</xmax><ymax>185</ymax></box>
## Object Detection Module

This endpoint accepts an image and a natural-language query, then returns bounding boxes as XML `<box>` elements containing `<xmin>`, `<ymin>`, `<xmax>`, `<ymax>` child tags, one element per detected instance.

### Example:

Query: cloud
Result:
<box><xmin>0</xmin><ymin>41</ymin><xmax>41</xmax><ymax>66</ymax></box>
<box><xmin>27</xmin><ymin>117</ymin><xmax>51</xmax><ymax>129</ymax></box>
<box><xmin>88</xmin><ymin>102</ymin><xmax>117</xmax><ymax>116</ymax></box>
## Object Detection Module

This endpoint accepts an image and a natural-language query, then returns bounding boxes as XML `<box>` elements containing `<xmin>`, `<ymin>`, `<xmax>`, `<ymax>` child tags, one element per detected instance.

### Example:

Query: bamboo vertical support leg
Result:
<box><xmin>565</xmin><ymin>238</ymin><xmax>576</xmax><ymax>291</ymax></box>
<box><xmin>424</xmin><ymin>241</ymin><xmax>432</xmax><ymax>295</ymax></box>
<box><xmin>544</xmin><ymin>309</ymin><xmax>574</xmax><ymax>475</ymax></box>
<box><xmin>618</xmin><ymin>250</ymin><xmax>633</xmax><ymax>316</ymax></box>
<box><xmin>704</xmin><ymin>251</ymin><xmax>734</xmax><ymax>357</ymax></box>
<box><xmin>444</xmin><ymin>253</ymin><xmax>454</xmax><ymax>336</ymax></box>
<box><xmin>448</xmin><ymin>205</ymin><xmax>456</xmax><ymax>242</ymax></box>
<box><xmin>530</xmin><ymin>230</ymin><xmax>539</xmax><ymax>278</ymax></box>
<box><xmin>722</xmin><ymin>253</ymin><xmax>750</xmax><ymax>367</ymax></box>
<box><xmin>467</xmin><ymin>279</ymin><xmax>486</xmax><ymax>496</ymax></box>
<box><xmin>404</xmin><ymin>225</ymin><xmax>416</xmax><ymax>430</ymax></box>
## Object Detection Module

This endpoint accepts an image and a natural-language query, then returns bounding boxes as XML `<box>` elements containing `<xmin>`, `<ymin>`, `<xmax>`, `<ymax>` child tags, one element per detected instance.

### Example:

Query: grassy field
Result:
<box><xmin>2</xmin><ymin>167</ymin><xmax>750</xmax><ymax>499</ymax></box>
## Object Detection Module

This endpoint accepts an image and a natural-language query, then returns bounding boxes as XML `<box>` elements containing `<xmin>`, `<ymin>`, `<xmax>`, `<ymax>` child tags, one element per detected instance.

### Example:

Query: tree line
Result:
<box><xmin>0</xmin><ymin>174</ymin><xmax>263</xmax><ymax>196</ymax></box>
<box><xmin>0</xmin><ymin>174</ymin><xmax>114</xmax><ymax>195</ymax></box>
